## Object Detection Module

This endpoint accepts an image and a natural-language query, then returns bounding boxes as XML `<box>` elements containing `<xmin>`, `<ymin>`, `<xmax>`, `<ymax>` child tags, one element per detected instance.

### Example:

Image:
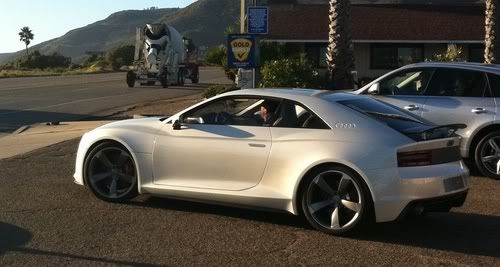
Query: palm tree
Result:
<box><xmin>19</xmin><ymin>27</ymin><xmax>34</xmax><ymax>56</ymax></box>
<box><xmin>485</xmin><ymin>0</ymin><xmax>500</xmax><ymax>64</ymax></box>
<box><xmin>326</xmin><ymin>0</ymin><xmax>355</xmax><ymax>90</ymax></box>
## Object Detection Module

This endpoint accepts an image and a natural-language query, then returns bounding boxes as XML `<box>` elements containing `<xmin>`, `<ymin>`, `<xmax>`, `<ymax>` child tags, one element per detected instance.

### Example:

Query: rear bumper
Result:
<box><xmin>365</xmin><ymin>161</ymin><xmax>470</xmax><ymax>222</ymax></box>
<box><xmin>396</xmin><ymin>190</ymin><xmax>468</xmax><ymax>220</ymax></box>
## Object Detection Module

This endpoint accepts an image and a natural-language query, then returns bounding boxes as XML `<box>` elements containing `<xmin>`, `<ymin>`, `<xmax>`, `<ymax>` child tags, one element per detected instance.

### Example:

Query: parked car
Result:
<box><xmin>355</xmin><ymin>62</ymin><xmax>500</xmax><ymax>179</ymax></box>
<box><xmin>74</xmin><ymin>89</ymin><xmax>469</xmax><ymax>235</ymax></box>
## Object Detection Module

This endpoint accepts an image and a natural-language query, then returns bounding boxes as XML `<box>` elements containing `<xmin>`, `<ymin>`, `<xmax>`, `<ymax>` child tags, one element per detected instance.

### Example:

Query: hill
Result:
<box><xmin>1</xmin><ymin>0</ymin><xmax>239</xmax><ymax>65</ymax></box>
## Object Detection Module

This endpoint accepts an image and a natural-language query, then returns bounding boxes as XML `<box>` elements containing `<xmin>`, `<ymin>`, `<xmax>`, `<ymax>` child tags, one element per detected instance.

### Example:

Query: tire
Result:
<box><xmin>191</xmin><ymin>73</ymin><xmax>199</xmax><ymax>84</ymax></box>
<box><xmin>177</xmin><ymin>69</ymin><xmax>185</xmax><ymax>86</ymax></box>
<box><xmin>300</xmin><ymin>166</ymin><xmax>372</xmax><ymax>235</ymax></box>
<box><xmin>83</xmin><ymin>142</ymin><xmax>138</xmax><ymax>202</ymax></box>
<box><xmin>126</xmin><ymin>71</ymin><xmax>136</xmax><ymax>88</ymax></box>
<box><xmin>474</xmin><ymin>131</ymin><xmax>500</xmax><ymax>180</ymax></box>
<box><xmin>160</xmin><ymin>73</ymin><xmax>168</xmax><ymax>88</ymax></box>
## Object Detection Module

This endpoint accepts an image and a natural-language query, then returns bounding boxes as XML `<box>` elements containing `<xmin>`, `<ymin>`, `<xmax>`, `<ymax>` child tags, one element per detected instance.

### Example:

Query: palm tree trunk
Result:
<box><xmin>25</xmin><ymin>44</ymin><xmax>29</xmax><ymax>56</ymax></box>
<box><xmin>326</xmin><ymin>0</ymin><xmax>355</xmax><ymax>90</ymax></box>
<box><xmin>485</xmin><ymin>0</ymin><xmax>500</xmax><ymax>63</ymax></box>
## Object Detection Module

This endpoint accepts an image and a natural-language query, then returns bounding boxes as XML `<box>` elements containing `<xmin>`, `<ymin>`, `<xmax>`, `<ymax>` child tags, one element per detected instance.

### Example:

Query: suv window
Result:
<box><xmin>488</xmin><ymin>73</ymin><xmax>500</xmax><ymax>97</ymax></box>
<box><xmin>425</xmin><ymin>68</ymin><xmax>487</xmax><ymax>97</ymax></box>
<box><xmin>378</xmin><ymin>69</ymin><xmax>433</xmax><ymax>95</ymax></box>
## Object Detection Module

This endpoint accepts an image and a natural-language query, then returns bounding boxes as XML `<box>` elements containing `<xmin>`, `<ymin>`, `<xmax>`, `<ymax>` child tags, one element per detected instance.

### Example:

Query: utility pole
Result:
<box><xmin>240</xmin><ymin>0</ymin><xmax>258</xmax><ymax>33</ymax></box>
<box><xmin>238</xmin><ymin>0</ymin><xmax>259</xmax><ymax>88</ymax></box>
<box><xmin>240</xmin><ymin>0</ymin><xmax>246</xmax><ymax>33</ymax></box>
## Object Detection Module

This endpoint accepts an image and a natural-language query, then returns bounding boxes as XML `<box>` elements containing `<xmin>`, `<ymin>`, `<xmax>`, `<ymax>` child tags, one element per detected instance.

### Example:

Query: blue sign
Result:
<box><xmin>227</xmin><ymin>34</ymin><xmax>256</xmax><ymax>69</ymax></box>
<box><xmin>248</xmin><ymin>6</ymin><xmax>268</xmax><ymax>34</ymax></box>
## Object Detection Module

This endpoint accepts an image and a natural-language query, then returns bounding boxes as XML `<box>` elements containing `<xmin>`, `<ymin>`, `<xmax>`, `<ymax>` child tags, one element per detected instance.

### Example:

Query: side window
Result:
<box><xmin>488</xmin><ymin>73</ymin><xmax>500</xmax><ymax>97</ymax></box>
<box><xmin>379</xmin><ymin>69</ymin><xmax>433</xmax><ymax>96</ymax></box>
<box><xmin>182</xmin><ymin>97</ymin><xmax>280</xmax><ymax>127</ymax></box>
<box><xmin>273</xmin><ymin>101</ymin><xmax>330</xmax><ymax>129</ymax></box>
<box><xmin>425</xmin><ymin>69</ymin><xmax>486</xmax><ymax>97</ymax></box>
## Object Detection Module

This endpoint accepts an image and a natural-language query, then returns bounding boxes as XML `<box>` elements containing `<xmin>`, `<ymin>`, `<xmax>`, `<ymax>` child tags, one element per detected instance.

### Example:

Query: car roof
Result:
<box><xmin>223</xmin><ymin>88</ymin><xmax>361</xmax><ymax>102</ymax></box>
<box><xmin>401</xmin><ymin>61</ymin><xmax>500</xmax><ymax>74</ymax></box>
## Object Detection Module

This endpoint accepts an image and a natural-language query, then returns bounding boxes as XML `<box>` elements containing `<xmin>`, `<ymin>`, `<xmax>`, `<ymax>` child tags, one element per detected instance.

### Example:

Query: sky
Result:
<box><xmin>0</xmin><ymin>0</ymin><xmax>197</xmax><ymax>53</ymax></box>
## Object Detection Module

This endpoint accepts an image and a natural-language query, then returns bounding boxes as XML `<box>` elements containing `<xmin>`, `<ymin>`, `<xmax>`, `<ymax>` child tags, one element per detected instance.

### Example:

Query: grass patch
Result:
<box><xmin>0</xmin><ymin>68</ymin><xmax>117</xmax><ymax>79</ymax></box>
<box><xmin>202</xmin><ymin>84</ymin><xmax>238</xmax><ymax>99</ymax></box>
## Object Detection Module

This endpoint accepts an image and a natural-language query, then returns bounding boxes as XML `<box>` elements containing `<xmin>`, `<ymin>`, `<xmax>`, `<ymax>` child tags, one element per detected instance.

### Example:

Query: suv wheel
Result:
<box><xmin>475</xmin><ymin>131</ymin><xmax>500</xmax><ymax>180</ymax></box>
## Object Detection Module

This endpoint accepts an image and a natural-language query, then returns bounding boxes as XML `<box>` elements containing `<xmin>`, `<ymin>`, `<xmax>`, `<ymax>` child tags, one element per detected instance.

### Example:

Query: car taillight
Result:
<box><xmin>397</xmin><ymin>146</ymin><xmax>461</xmax><ymax>167</ymax></box>
<box><xmin>397</xmin><ymin>150</ymin><xmax>432</xmax><ymax>167</ymax></box>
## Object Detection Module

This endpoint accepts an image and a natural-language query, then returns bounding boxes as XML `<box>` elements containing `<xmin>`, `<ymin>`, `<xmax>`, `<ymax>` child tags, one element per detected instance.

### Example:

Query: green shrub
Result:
<box><xmin>106</xmin><ymin>45</ymin><xmax>135</xmax><ymax>70</ymax></box>
<box><xmin>10</xmin><ymin>50</ymin><xmax>71</xmax><ymax>70</ymax></box>
<box><xmin>202</xmin><ymin>84</ymin><xmax>237</xmax><ymax>99</ymax></box>
<box><xmin>260</xmin><ymin>55</ymin><xmax>321</xmax><ymax>88</ymax></box>
<box><xmin>204</xmin><ymin>45</ymin><xmax>226</xmax><ymax>66</ymax></box>
<box><xmin>260</xmin><ymin>42</ymin><xmax>302</xmax><ymax>63</ymax></box>
<box><xmin>427</xmin><ymin>45</ymin><xmax>464</xmax><ymax>62</ymax></box>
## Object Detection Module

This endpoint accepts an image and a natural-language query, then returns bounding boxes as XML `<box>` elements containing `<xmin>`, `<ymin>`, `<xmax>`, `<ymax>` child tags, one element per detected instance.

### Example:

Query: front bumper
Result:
<box><xmin>365</xmin><ymin>161</ymin><xmax>470</xmax><ymax>222</ymax></box>
<box><xmin>73</xmin><ymin>133</ymin><xmax>91</xmax><ymax>186</ymax></box>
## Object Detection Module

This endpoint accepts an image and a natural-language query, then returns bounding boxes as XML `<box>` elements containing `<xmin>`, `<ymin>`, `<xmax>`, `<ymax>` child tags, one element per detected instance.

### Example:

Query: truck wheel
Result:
<box><xmin>191</xmin><ymin>74</ymin><xmax>199</xmax><ymax>84</ymax></box>
<box><xmin>177</xmin><ymin>69</ymin><xmax>185</xmax><ymax>86</ymax></box>
<box><xmin>160</xmin><ymin>73</ymin><xmax>168</xmax><ymax>88</ymax></box>
<box><xmin>126</xmin><ymin>71</ymin><xmax>136</xmax><ymax>88</ymax></box>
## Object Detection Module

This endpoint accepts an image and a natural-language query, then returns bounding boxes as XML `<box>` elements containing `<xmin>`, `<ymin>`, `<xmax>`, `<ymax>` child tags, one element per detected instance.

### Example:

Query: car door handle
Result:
<box><xmin>248</xmin><ymin>143</ymin><xmax>266</xmax><ymax>148</ymax></box>
<box><xmin>404</xmin><ymin>105</ymin><xmax>419</xmax><ymax>111</ymax></box>
<box><xmin>471</xmin><ymin>108</ymin><xmax>487</xmax><ymax>114</ymax></box>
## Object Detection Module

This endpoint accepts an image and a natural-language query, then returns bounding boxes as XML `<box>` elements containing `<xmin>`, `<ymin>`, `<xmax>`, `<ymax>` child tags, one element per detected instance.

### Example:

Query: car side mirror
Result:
<box><xmin>367</xmin><ymin>83</ymin><xmax>380</xmax><ymax>95</ymax></box>
<box><xmin>173</xmin><ymin>116</ymin><xmax>183</xmax><ymax>130</ymax></box>
<box><xmin>184</xmin><ymin>117</ymin><xmax>204</xmax><ymax>124</ymax></box>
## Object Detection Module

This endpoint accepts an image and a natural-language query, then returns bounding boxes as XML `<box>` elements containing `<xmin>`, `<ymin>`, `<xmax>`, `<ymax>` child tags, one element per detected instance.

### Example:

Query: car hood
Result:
<box><xmin>96</xmin><ymin>117</ymin><xmax>165</xmax><ymax>132</ymax></box>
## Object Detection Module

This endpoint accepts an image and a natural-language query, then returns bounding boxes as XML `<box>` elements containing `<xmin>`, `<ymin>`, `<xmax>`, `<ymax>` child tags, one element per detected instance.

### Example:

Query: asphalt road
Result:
<box><xmin>0</xmin><ymin>140</ymin><xmax>499</xmax><ymax>266</ymax></box>
<box><xmin>0</xmin><ymin>67</ymin><xmax>230</xmax><ymax>134</ymax></box>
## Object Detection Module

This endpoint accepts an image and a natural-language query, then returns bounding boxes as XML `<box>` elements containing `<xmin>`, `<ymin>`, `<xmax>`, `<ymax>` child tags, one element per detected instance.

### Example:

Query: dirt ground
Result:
<box><xmin>116</xmin><ymin>93</ymin><xmax>204</xmax><ymax>118</ymax></box>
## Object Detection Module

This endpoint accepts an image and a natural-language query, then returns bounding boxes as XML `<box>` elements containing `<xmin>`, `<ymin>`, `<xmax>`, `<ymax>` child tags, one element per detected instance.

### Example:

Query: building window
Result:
<box><xmin>469</xmin><ymin>44</ymin><xmax>484</xmax><ymax>62</ymax></box>
<box><xmin>370</xmin><ymin>44</ymin><xmax>424</xmax><ymax>69</ymax></box>
<box><xmin>319</xmin><ymin>46</ymin><xmax>328</xmax><ymax>68</ymax></box>
<box><xmin>304</xmin><ymin>43</ymin><xmax>328</xmax><ymax>68</ymax></box>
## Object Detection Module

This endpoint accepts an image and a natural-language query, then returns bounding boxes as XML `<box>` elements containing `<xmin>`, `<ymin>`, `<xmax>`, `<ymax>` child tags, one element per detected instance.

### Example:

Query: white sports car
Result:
<box><xmin>74</xmin><ymin>89</ymin><xmax>470</xmax><ymax>234</ymax></box>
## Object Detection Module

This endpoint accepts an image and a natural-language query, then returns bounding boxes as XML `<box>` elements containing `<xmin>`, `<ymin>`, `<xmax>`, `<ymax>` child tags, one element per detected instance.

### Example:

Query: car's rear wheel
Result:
<box><xmin>84</xmin><ymin>142</ymin><xmax>138</xmax><ymax>202</ymax></box>
<box><xmin>301</xmin><ymin>166</ymin><xmax>371</xmax><ymax>235</ymax></box>
<box><xmin>475</xmin><ymin>131</ymin><xmax>500</xmax><ymax>180</ymax></box>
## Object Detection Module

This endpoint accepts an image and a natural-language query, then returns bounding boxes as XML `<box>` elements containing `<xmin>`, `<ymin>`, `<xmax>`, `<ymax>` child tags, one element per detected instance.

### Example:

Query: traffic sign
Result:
<box><xmin>248</xmin><ymin>6</ymin><xmax>268</xmax><ymax>34</ymax></box>
<box><xmin>227</xmin><ymin>34</ymin><xmax>257</xmax><ymax>69</ymax></box>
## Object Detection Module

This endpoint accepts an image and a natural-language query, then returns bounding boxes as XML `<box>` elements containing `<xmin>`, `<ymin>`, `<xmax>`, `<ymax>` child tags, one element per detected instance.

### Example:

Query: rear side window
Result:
<box><xmin>338</xmin><ymin>98</ymin><xmax>430</xmax><ymax>132</ymax></box>
<box><xmin>272</xmin><ymin>101</ymin><xmax>330</xmax><ymax>129</ymax></box>
<box><xmin>488</xmin><ymin>73</ymin><xmax>500</xmax><ymax>97</ymax></box>
<box><xmin>425</xmin><ymin>69</ymin><xmax>486</xmax><ymax>97</ymax></box>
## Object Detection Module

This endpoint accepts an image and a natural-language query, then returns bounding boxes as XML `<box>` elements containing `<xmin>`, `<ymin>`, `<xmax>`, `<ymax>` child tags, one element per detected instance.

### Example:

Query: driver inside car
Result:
<box><xmin>258</xmin><ymin>101</ymin><xmax>279</xmax><ymax>126</ymax></box>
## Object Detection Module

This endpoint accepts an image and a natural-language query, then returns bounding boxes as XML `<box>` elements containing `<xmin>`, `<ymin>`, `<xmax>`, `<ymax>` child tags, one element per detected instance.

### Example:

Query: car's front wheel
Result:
<box><xmin>475</xmin><ymin>131</ymin><xmax>500</xmax><ymax>180</ymax></box>
<box><xmin>84</xmin><ymin>142</ymin><xmax>138</xmax><ymax>202</ymax></box>
<box><xmin>301</xmin><ymin>166</ymin><xmax>371</xmax><ymax>235</ymax></box>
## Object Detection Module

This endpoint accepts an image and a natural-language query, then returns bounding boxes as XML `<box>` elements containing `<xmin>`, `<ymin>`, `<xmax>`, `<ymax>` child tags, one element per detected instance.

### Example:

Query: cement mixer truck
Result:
<box><xmin>126</xmin><ymin>24</ymin><xmax>199</xmax><ymax>88</ymax></box>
